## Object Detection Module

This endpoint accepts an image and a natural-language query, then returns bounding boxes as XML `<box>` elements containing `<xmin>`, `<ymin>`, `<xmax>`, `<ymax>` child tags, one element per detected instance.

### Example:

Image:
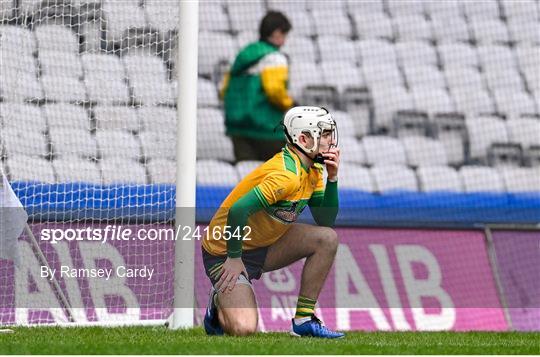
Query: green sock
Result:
<box><xmin>294</xmin><ymin>296</ymin><xmax>316</xmax><ymax>319</ymax></box>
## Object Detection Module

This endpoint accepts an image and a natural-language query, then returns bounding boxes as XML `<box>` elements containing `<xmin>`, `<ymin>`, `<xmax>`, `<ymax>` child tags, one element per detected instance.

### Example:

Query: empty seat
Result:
<box><xmin>145</xmin><ymin>0</ymin><xmax>179</xmax><ymax>32</ymax></box>
<box><xmin>466</xmin><ymin>116</ymin><xmax>509</xmax><ymax>159</ymax></box>
<box><xmin>451</xmin><ymin>87</ymin><xmax>494</xmax><ymax>116</ymax></box>
<box><xmin>94</xmin><ymin>106</ymin><xmax>141</xmax><ymax>132</ymax></box>
<box><xmin>198</xmin><ymin>78</ymin><xmax>219</xmax><ymax>107</ymax></box>
<box><xmin>396</xmin><ymin>41</ymin><xmax>438</xmax><ymax>68</ymax></box>
<box><xmin>1</xmin><ymin>128</ymin><xmax>48</xmax><ymax>157</ymax></box>
<box><xmin>483</xmin><ymin>67</ymin><xmax>524</xmax><ymax>93</ymax></box>
<box><xmin>199</xmin><ymin>1</ymin><xmax>229</xmax><ymax>32</ymax></box>
<box><xmin>347</xmin><ymin>0</ymin><xmax>385</xmax><ymax>16</ymax></box>
<box><xmin>499</xmin><ymin>167</ymin><xmax>539</xmax><ymax>192</ymax></box>
<box><xmin>318</xmin><ymin>36</ymin><xmax>358</xmax><ymax>65</ymax></box>
<box><xmin>338</xmin><ymin>163</ymin><xmax>375</xmax><ymax>191</ymax></box>
<box><xmin>236</xmin><ymin>160</ymin><xmax>263</xmax><ymax>179</ymax></box>
<box><xmin>49</xmin><ymin>127</ymin><xmax>98</xmax><ymax>159</ymax></box>
<box><xmin>235</xmin><ymin>31</ymin><xmax>259</xmax><ymax>49</ymax></box>
<box><xmin>387</xmin><ymin>0</ymin><xmax>425</xmax><ymax>17</ymax></box>
<box><xmin>281</xmin><ymin>36</ymin><xmax>318</xmax><ymax>64</ymax></box>
<box><xmin>477</xmin><ymin>45</ymin><xmax>517</xmax><ymax>72</ymax></box>
<box><xmin>393</xmin><ymin>15</ymin><xmax>433</xmax><ymax>42</ymax></box>
<box><xmin>227</xmin><ymin>1</ymin><xmax>264</xmax><ymax>33</ymax></box>
<box><xmin>432</xmin><ymin>113</ymin><xmax>468</xmax><ymax>165</ymax></box>
<box><xmin>332</xmin><ymin>111</ymin><xmax>356</xmax><ymax>139</ymax></box>
<box><xmin>100</xmin><ymin>157</ymin><xmax>147</xmax><ymax>185</ymax></box>
<box><xmin>469</xmin><ymin>18</ymin><xmax>509</xmax><ymax>45</ymax></box>
<box><xmin>417</xmin><ymin>166</ymin><xmax>462</xmax><ymax>192</ymax></box>
<box><xmin>459</xmin><ymin>166</ymin><xmax>505</xmax><ymax>192</ymax></box>
<box><xmin>138</xmin><ymin>106</ymin><xmax>176</xmax><ymax>134</ymax></box>
<box><xmin>411</xmin><ymin>88</ymin><xmax>454</xmax><ymax>115</ymax></box>
<box><xmin>0</xmin><ymin>72</ymin><xmax>43</xmax><ymax>102</ymax></box>
<box><xmin>102</xmin><ymin>2</ymin><xmax>147</xmax><ymax>41</ymax></box>
<box><xmin>199</xmin><ymin>32</ymin><xmax>238</xmax><ymax>77</ymax></box>
<box><xmin>82</xmin><ymin>54</ymin><xmax>130</xmax><ymax>104</ymax></box>
<box><xmin>312</xmin><ymin>9</ymin><xmax>352</xmax><ymax>37</ymax></box>
<box><xmin>362</xmin><ymin>136</ymin><xmax>407</xmax><ymax>166</ymax></box>
<box><xmin>95</xmin><ymin>130</ymin><xmax>141</xmax><ymax>160</ymax></box>
<box><xmin>339</xmin><ymin>137</ymin><xmax>365</xmax><ymax>164</ymax></box>
<box><xmin>138</xmin><ymin>131</ymin><xmax>175</xmax><ymax>161</ymax></box>
<box><xmin>284</xmin><ymin>12</ymin><xmax>314</xmax><ymax>37</ymax></box>
<box><xmin>39</xmin><ymin>51</ymin><xmax>83</xmax><ymax>78</ymax></box>
<box><xmin>403</xmin><ymin>65</ymin><xmax>446</xmax><ymax>90</ymax></box>
<box><xmin>425</xmin><ymin>0</ymin><xmax>462</xmax><ymax>22</ymax></box>
<box><xmin>197</xmin><ymin>108</ymin><xmax>234</xmax><ymax>162</ymax></box>
<box><xmin>41</xmin><ymin>76</ymin><xmax>87</xmax><ymax>103</ymax></box>
<box><xmin>431</xmin><ymin>16</ymin><xmax>470</xmax><ymax>43</ymax></box>
<box><xmin>44</xmin><ymin>104</ymin><xmax>90</xmax><ymax>131</ymax></box>
<box><xmin>321</xmin><ymin>61</ymin><xmax>365</xmax><ymax>93</ymax></box>
<box><xmin>353</xmin><ymin>12</ymin><xmax>394</xmax><ymax>40</ymax></box>
<box><xmin>123</xmin><ymin>55</ymin><xmax>173</xmax><ymax>105</ymax></box>
<box><xmin>500</xmin><ymin>0</ymin><xmax>539</xmax><ymax>23</ymax></box>
<box><xmin>371</xmin><ymin>165</ymin><xmax>418</xmax><ymax>192</ymax></box>
<box><xmin>402</xmin><ymin>137</ymin><xmax>448</xmax><ymax>167</ymax></box>
<box><xmin>0</xmin><ymin>26</ymin><xmax>36</xmax><ymax>55</ymax></box>
<box><xmin>507</xmin><ymin>19</ymin><xmax>540</xmax><ymax>45</ymax></box>
<box><xmin>34</xmin><ymin>25</ymin><xmax>79</xmax><ymax>54</ymax></box>
<box><xmin>506</xmin><ymin>118</ymin><xmax>540</xmax><ymax>149</ymax></box>
<box><xmin>146</xmin><ymin>158</ymin><xmax>175</xmax><ymax>184</ymax></box>
<box><xmin>463</xmin><ymin>1</ymin><xmax>501</xmax><ymax>20</ymax></box>
<box><xmin>363</xmin><ymin>62</ymin><xmax>403</xmax><ymax>88</ymax></box>
<box><xmin>53</xmin><ymin>156</ymin><xmax>101</xmax><ymax>184</ymax></box>
<box><xmin>0</xmin><ymin>103</ymin><xmax>46</xmax><ymax>133</ymax></box>
<box><xmin>267</xmin><ymin>0</ymin><xmax>307</xmax><ymax>13</ymax></box>
<box><xmin>7</xmin><ymin>155</ymin><xmax>55</xmax><ymax>183</ymax></box>
<box><xmin>370</xmin><ymin>85</ymin><xmax>414</xmax><ymax>129</ymax></box>
<box><xmin>438</xmin><ymin>43</ymin><xmax>479</xmax><ymax>69</ymax></box>
<box><xmin>357</xmin><ymin>39</ymin><xmax>398</xmax><ymax>67</ymax></box>
<box><xmin>493</xmin><ymin>90</ymin><xmax>537</xmax><ymax>117</ymax></box>
<box><xmin>197</xmin><ymin>160</ymin><xmax>239</xmax><ymax>186</ymax></box>
<box><xmin>445</xmin><ymin>67</ymin><xmax>485</xmax><ymax>92</ymax></box>
<box><xmin>289</xmin><ymin>62</ymin><xmax>325</xmax><ymax>100</ymax></box>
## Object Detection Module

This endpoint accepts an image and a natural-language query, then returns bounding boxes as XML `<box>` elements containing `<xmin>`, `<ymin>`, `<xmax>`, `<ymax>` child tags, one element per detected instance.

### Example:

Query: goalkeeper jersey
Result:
<box><xmin>202</xmin><ymin>146</ymin><xmax>326</xmax><ymax>256</ymax></box>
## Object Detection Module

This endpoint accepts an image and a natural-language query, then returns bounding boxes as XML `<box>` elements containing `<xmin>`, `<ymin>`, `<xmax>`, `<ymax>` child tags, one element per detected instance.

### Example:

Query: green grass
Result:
<box><xmin>0</xmin><ymin>326</ymin><xmax>538</xmax><ymax>354</ymax></box>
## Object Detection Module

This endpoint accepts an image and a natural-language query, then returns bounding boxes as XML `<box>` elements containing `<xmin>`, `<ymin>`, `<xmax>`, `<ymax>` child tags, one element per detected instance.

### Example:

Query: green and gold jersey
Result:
<box><xmin>203</xmin><ymin>146</ymin><xmax>325</xmax><ymax>256</ymax></box>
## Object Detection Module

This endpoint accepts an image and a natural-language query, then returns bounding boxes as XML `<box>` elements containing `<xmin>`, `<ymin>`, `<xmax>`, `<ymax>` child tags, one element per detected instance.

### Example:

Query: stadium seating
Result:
<box><xmin>0</xmin><ymin>0</ymin><xmax>537</xmax><ymax>195</ymax></box>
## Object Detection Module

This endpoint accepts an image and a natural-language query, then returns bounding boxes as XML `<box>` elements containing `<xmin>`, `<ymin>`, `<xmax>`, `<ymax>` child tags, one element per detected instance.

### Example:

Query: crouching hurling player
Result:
<box><xmin>202</xmin><ymin>106</ymin><xmax>344</xmax><ymax>338</ymax></box>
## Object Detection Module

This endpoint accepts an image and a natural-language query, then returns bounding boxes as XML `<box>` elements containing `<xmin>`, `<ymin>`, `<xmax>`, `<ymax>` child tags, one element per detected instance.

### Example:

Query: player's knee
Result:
<box><xmin>317</xmin><ymin>227</ymin><xmax>339</xmax><ymax>253</ymax></box>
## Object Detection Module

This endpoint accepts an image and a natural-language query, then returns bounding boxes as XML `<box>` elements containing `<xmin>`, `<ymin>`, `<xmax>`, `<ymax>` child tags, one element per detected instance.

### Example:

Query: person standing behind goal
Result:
<box><xmin>221</xmin><ymin>11</ymin><xmax>295</xmax><ymax>162</ymax></box>
<box><xmin>202</xmin><ymin>106</ymin><xmax>345</xmax><ymax>339</ymax></box>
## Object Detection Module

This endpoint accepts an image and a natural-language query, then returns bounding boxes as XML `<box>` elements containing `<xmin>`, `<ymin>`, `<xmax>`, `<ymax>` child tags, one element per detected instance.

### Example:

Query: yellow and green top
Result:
<box><xmin>203</xmin><ymin>146</ymin><xmax>339</xmax><ymax>257</ymax></box>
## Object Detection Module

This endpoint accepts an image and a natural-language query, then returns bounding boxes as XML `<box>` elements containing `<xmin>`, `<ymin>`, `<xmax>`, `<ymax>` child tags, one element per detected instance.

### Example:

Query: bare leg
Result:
<box><xmin>216</xmin><ymin>284</ymin><xmax>258</xmax><ymax>336</ymax></box>
<box><xmin>262</xmin><ymin>223</ymin><xmax>339</xmax><ymax>300</ymax></box>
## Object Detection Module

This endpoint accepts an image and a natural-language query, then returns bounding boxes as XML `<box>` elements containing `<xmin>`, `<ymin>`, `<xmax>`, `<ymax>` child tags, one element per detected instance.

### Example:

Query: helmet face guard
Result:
<box><xmin>312</xmin><ymin>121</ymin><xmax>338</xmax><ymax>164</ymax></box>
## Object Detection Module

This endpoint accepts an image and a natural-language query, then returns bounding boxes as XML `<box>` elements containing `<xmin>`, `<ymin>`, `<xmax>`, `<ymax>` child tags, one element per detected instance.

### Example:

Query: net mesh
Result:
<box><xmin>0</xmin><ymin>0</ymin><xmax>539</xmax><ymax>329</ymax></box>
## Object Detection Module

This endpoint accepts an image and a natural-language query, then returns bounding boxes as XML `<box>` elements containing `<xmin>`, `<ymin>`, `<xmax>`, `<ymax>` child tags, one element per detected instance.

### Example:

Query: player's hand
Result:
<box><xmin>215</xmin><ymin>257</ymin><xmax>248</xmax><ymax>294</ymax></box>
<box><xmin>323</xmin><ymin>147</ymin><xmax>340</xmax><ymax>181</ymax></box>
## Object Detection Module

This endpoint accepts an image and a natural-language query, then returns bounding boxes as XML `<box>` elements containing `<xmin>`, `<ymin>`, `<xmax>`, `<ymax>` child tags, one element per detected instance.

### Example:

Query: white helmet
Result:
<box><xmin>282</xmin><ymin>106</ymin><xmax>338</xmax><ymax>156</ymax></box>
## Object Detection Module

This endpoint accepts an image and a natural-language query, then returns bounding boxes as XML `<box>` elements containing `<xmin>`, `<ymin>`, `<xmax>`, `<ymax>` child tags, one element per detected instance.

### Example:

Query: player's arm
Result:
<box><xmin>260</xmin><ymin>54</ymin><xmax>294</xmax><ymax>111</ymax></box>
<box><xmin>308</xmin><ymin>179</ymin><xmax>339</xmax><ymax>227</ymax></box>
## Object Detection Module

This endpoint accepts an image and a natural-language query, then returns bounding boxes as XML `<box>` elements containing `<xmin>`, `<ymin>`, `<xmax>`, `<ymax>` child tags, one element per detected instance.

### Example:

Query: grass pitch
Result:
<box><xmin>0</xmin><ymin>326</ymin><xmax>538</xmax><ymax>354</ymax></box>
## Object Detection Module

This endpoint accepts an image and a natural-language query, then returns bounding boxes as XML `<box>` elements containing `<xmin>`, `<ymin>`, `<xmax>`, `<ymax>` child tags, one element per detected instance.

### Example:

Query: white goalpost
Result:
<box><xmin>171</xmin><ymin>0</ymin><xmax>198</xmax><ymax>330</ymax></box>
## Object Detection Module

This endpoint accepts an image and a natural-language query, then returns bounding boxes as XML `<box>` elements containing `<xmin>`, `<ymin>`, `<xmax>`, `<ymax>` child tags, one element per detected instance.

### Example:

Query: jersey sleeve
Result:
<box><xmin>253</xmin><ymin>171</ymin><xmax>300</xmax><ymax>208</ymax></box>
<box><xmin>259</xmin><ymin>53</ymin><xmax>294</xmax><ymax>111</ymax></box>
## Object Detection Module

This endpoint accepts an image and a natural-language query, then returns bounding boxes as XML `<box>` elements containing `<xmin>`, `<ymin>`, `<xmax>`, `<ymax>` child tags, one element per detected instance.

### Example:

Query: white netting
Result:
<box><xmin>0</xmin><ymin>0</ymin><xmax>539</xmax><ymax>329</ymax></box>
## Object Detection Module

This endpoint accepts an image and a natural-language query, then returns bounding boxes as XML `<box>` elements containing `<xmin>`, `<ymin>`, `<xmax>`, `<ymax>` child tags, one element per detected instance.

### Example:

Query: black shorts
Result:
<box><xmin>202</xmin><ymin>246</ymin><xmax>269</xmax><ymax>286</ymax></box>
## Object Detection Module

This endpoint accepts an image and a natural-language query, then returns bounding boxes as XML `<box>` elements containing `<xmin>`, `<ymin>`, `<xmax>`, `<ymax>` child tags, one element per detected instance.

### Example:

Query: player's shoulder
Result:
<box><xmin>258</xmin><ymin>51</ymin><xmax>288</xmax><ymax>68</ymax></box>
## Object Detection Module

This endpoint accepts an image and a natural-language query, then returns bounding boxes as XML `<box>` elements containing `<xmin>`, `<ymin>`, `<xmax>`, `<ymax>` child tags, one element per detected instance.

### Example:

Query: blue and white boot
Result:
<box><xmin>291</xmin><ymin>315</ymin><xmax>345</xmax><ymax>339</ymax></box>
<box><xmin>203</xmin><ymin>287</ymin><xmax>223</xmax><ymax>335</ymax></box>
